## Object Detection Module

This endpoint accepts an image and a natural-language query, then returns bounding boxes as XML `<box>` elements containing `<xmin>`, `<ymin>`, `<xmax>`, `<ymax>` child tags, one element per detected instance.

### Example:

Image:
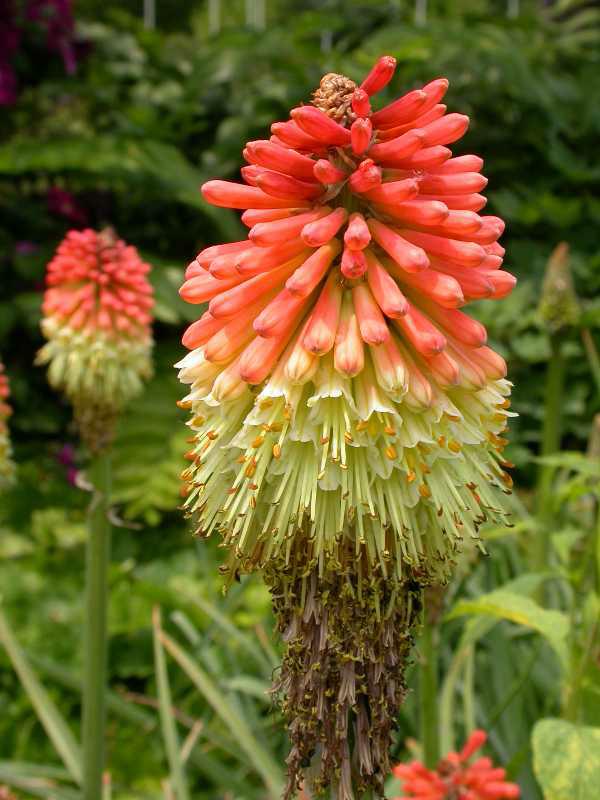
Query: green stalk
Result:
<box><xmin>82</xmin><ymin>451</ymin><xmax>112</xmax><ymax>800</ymax></box>
<box><xmin>581</xmin><ymin>328</ymin><xmax>600</xmax><ymax>402</ymax></box>
<box><xmin>419</xmin><ymin>621</ymin><xmax>439</xmax><ymax>768</ymax></box>
<box><xmin>535</xmin><ymin>334</ymin><xmax>565</xmax><ymax>575</ymax></box>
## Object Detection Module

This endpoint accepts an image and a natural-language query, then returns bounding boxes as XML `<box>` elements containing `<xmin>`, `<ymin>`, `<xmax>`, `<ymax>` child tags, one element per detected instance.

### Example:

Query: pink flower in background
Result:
<box><xmin>392</xmin><ymin>731</ymin><xmax>520</xmax><ymax>800</ymax></box>
<box><xmin>0</xmin><ymin>0</ymin><xmax>79</xmax><ymax>106</ymax></box>
<box><xmin>0</xmin><ymin>360</ymin><xmax>16</xmax><ymax>488</ymax></box>
<box><xmin>46</xmin><ymin>187</ymin><xmax>88</xmax><ymax>226</ymax></box>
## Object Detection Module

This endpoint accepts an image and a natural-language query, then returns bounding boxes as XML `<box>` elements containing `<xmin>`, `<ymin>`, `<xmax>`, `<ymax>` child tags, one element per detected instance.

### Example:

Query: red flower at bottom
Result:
<box><xmin>393</xmin><ymin>731</ymin><xmax>520</xmax><ymax>800</ymax></box>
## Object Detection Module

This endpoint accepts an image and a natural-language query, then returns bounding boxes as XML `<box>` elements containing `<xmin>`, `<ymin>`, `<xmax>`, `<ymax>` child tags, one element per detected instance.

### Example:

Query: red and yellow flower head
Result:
<box><xmin>37</xmin><ymin>228</ymin><xmax>154</xmax><ymax>451</ymax></box>
<box><xmin>178</xmin><ymin>57</ymin><xmax>516</xmax><ymax>799</ymax></box>
<box><xmin>393</xmin><ymin>730</ymin><xmax>520</xmax><ymax>800</ymax></box>
<box><xmin>0</xmin><ymin>360</ymin><xmax>15</xmax><ymax>489</ymax></box>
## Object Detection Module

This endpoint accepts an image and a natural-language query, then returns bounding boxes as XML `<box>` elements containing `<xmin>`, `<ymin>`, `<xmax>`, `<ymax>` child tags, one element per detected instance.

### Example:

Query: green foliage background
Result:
<box><xmin>0</xmin><ymin>1</ymin><xmax>599</xmax><ymax>798</ymax></box>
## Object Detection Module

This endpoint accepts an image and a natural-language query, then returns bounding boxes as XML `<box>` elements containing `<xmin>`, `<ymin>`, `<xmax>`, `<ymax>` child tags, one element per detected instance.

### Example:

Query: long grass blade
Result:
<box><xmin>0</xmin><ymin>606</ymin><xmax>83</xmax><ymax>785</ymax></box>
<box><xmin>159</xmin><ymin>629</ymin><xmax>283</xmax><ymax>798</ymax></box>
<box><xmin>153</xmin><ymin>607</ymin><xmax>191</xmax><ymax>800</ymax></box>
<box><xmin>0</xmin><ymin>769</ymin><xmax>81</xmax><ymax>800</ymax></box>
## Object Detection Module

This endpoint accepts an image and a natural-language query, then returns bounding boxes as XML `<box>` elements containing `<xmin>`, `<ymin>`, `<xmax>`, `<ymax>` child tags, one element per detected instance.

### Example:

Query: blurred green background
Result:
<box><xmin>0</xmin><ymin>1</ymin><xmax>599</xmax><ymax>798</ymax></box>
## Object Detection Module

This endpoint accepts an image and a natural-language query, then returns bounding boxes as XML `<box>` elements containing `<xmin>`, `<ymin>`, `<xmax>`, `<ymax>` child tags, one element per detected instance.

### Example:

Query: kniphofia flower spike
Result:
<box><xmin>37</xmin><ymin>228</ymin><xmax>154</xmax><ymax>452</ymax></box>
<box><xmin>393</xmin><ymin>730</ymin><xmax>520</xmax><ymax>800</ymax></box>
<box><xmin>178</xmin><ymin>57</ymin><xmax>516</xmax><ymax>799</ymax></box>
<box><xmin>0</xmin><ymin>360</ymin><xmax>15</xmax><ymax>488</ymax></box>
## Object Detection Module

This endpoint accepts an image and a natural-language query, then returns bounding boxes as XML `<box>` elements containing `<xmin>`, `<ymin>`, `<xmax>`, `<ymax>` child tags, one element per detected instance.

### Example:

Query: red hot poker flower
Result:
<box><xmin>393</xmin><ymin>730</ymin><xmax>520</xmax><ymax>800</ymax></box>
<box><xmin>178</xmin><ymin>57</ymin><xmax>516</xmax><ymax>800</ymax></box>
<box><xmin>37</xmin><ymin>228</ymin><xmax>154</xmax><ymax>451</ymax></box>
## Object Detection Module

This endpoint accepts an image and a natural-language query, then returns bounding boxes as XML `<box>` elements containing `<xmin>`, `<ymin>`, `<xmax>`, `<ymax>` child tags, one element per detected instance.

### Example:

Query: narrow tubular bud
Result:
<box><xmin>182</xmin><ymin>311</ymin><xmax>223</xmax><ymax>349</ymax></box>
<box><xmin>210</xmin><ymin>249</ymin><xmax>254</xmax><ymax>279</ymax></box>
<box><xmin>398</xmin><ymin>229</ymin><xmax>486</xmax><ymax>267</ymax></box>
<box><xmin>393</xmin><ymin>303</ymin><xmax>447</xmax><ymax>357</ymax></box>
<box><xmin>390</xmin><ymin>145</ymin><xmax>452</xmax><ymax>171</ymax></box>
<box><xmin>368</xmin><ymin>130</ymin><xmax>424</xmax><ymax>164</ymax></box>
<box><xmin>204</xmin><ymin>318</ymin><xmax>255</xmax><ymax>363</ymax></box>
<box><xmin>302</xmin><ymin>207</ymin><xmax>348</xmax><ymax>247</ymax></box>
<box><xmin>468</xmin><ymin>344</ymin><xmax>507</xmax><ymax>380</ymax></box>
<box><xmin>202</xmin><ymin>180</ymin><xmax>308</xmax><ymax>210</ymax></box>
<box><xmin>447</xmin><ymin>344</ymin><xmax>487</xmax><ymax>390</ymax></box>
<box><xmin>249</xmin><ymin>208</ymin><xmax>329</xmax><ymax>246</ymax></box>
<box><xmin>239</xmin><ymin>324</ymin><xmax>295</xmax><ymax>385</ymax></box>
<box><xmin>417</xmin><ymin>193</ymin><xmax>488</xmax><ymax>212</ymax></box>
<box><xmin>241</xmin><ymin>165</ymin><xmax>264</xmax><ymax>186</ymax></box>
<box><xmin>351</xmin><ymin>88</ymin><xmax>371</xmax><ymax>117</ymax></box>
<box><xmin>236</xmin><ymin>239</ymin><xmax>309</xmax><ymax>277</ymax></box>
<box><xmin>360</xmin><ymin>55</ymin><xmax>397</xmax><ymax>96</ymax></box>
<box><xmin>241</xmin><ymin>208</ymin><xmax>295</xmax><ymax>227</ymax></box>
<box><xmin>341</xmin><ymin>247</ymin><xmax>367</xmax><ymax>279</ymax></box>
<box><xmin>420</xmin><ymin>113</ymin><xmax>470</xmax><ymax>147</ymax></box>
<box><xmin>366</xmin><ymin>250</ymin><xmax>409</xmax><ymax>318</ymax></box>
<box><xmin>286</xmin><ymin>240</ymin><xmax>342</xmax><ymax>297</ymax></box>
<box><xmin>303</xmin><ymin>271</ymin><xmax>343</xmax><ymax>355</ymax></box>
<box><xmin>377</xmin><ymin>104</ymin><xmax>446</xmax><ymax>140</ymax></box>
<box><xmin>368</xmin><ymin>219</ymin><xmax>430</xmax><ymax>273</ymax></box>
<box><xmin>373</xmin><ymin>199</ymin><xmax>449</xmax><ymax>227</ymax></box>
<box><xmin>413</xmin><ymin>77</ymin><xmax>450</xmax><ymax>118</ymax></box>
<box><xmin>313</xmin><ymin>159</ymin><xmax>347</xmax><ymax>184</ymax></box>
<box><xmin>334</xmin><ymin>292</ymin><xmax>364</xmax><ymax>377</ymax></box>
<box><xmin>195</xmin><ymin>240</ymin><xmax>249</xmax><ymax>269</ymax></box>
<box><xmin>352</xmin><ymin>284</ymin><xmax>390</xmax><ymax>345</ymax></box>
<box><xmin>349</xmin><ymin>159</ymin><xmax>382</xmax><ymax>193</ymax></box>
<box><xmin>209</xmin><ymin>257</ymin><xmax>302</xmax><ymax>319</ymax></box>
<box><xmin>284</xmin><ymin>320</ymin><xmax>318</xmax><ymax>384</ymax></box>
<box><xmin>370</xmin><ymin>335</ymin><xmax>407</xmax><ymax>393</ymax></box>
<box><xmin>291</xmin><ymin>106</ymin><xmax>351</xmax><ymax>146</ymax></box>
<box><xmin>426</xmin><ymin>350</ymin><xmax>460</xmax><ymax>387</ymax></box>
<box><xmin>351</xmin><ymin>118</ymin><xmax>372</xmax><ymax>155</ymax></box>
<box><xmin>344</xmin><ymin>213</ymin><xmax>371</xmax><ymax>251</ymax></box>
<box><xmin>256</xmin><ymin>171</ymin><xmax>323</xmax><ymax>201</ymax></box>
<box><xmin>362</xmin><ymin>178</ymin><xmax>419</xmax><ymax>204</ymax></box>
<box><xmin>418</xmin><ymin>302</ymin><xmax>487</xmax><ymax>348</ymax></box>
<box><xmin>486</xmin><ymin>269</ymin><xmax>517</xmax><ymax>298</ymax></box>
<box><xmin>395</xmin><ymin>337</ymin><xmax>433</xmax><ymax>408</ymax></box>
<box><xmin>418</xmin><ymin>172</ymin><xmax>488</xmax><ymax>195</ymax></box>
<box><xmin>431</xmin><ymin>258</ymin><xmax>494</xmax><ymax>300</ymax></box>
<box><xmin>211</xmin><ymin>356</ymin><xmax>248</xmax><ymax>402</ymax></box>
<box><xmin>180</xmin><ymin>271</ymin><xmax>244</xmax><ymax>304</ymax></box>
<box><xmin>270</xmin><ymin>121</ymin><xmax>327</xmax><ymax>152</ymax></box>
<box><xmin>470</xmin><ymin>217</ymin><xmax>504</xmax><ymax>245</ymax></box>
<box><xmin>429</xmin><ymin>154</ymin><xmax>484</xmax><ymax>174</ymax></box>
<box><xmin>254</xmin><ymin>288</ymin><xmax>311</xmax><ymax>337</ymax></box>
<box><xmin>245</xmin><ymin>139</ymin><xmax>318</xmax><ymax>181</ymax></box>
<box><xmin>391</xmin><ymin>264</ymin><xmax>465</xmax><ymax>309</ymax></box>
<box><xmin>371</xmin><ymin>89</ymin><xmax>427</xmax><ymax>128</ymax></box>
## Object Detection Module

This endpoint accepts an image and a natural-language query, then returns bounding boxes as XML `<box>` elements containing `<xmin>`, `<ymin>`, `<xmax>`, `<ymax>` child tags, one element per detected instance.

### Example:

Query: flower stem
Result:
<box><xmin>419</xmin><ymin>620</ymin><xmax>439</xmax><ymax>768</ymax></box>
<box><xmin>82</xmin><ymin>451</ymin><xmax>112</xmax><ymax>800</ymax></box>
<box><xmin>534</xmin><ymin>334</ymin><xmax>565</xmax><ymax>579</ymax></box>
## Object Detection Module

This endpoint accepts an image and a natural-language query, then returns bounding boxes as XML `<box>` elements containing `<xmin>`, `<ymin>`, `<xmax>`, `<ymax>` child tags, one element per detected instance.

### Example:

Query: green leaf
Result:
<box><xmin>533</xmin><ymin>719</ymin><xmax>600</xmax><ymax>800</ymax></box>
<box><xmin>0</xmin><ymin>606</ymin><xmax>83</xmax><ymax>785</ymax></box>
<box><xmin>159</xmin><ymin>629</ymin><xmax>283</xmax><ymax>799</ymax></box>
<box><xmin>447</xmin><ymin>590</ymin><xmax>569</xmax><ymax>670</ymax></box>
<box><xmin>0</xmin><ymin>769</ymin><xmax>81</xmax><ymax>800</ymax></box>
<box><xmin>152</xmin><ymin>607</ymin><xmax>191</xmax><ymax>800</ymax></box>
<box><xmin>0</xmin><ymin>136</ymin><xmax>241</xmax><ymax>240</ymax></box>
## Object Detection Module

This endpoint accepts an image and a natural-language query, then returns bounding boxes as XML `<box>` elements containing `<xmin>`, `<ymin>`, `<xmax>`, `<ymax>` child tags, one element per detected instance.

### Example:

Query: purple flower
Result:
<box><xmin>14</xmin><ymin>240</ymin><xmax>39</xmax><ymax>255</ymax></box>
<box><xmin>47</xmin><ymin>186</ymin><xmax>88</xmax><ymax>226</ymax></box>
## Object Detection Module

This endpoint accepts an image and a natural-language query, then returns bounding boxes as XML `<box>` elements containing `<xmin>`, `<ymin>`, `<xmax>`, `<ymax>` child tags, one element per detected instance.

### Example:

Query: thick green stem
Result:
<box><xmin>535</xmin><ymin>335</ymin><xmax>565</xmax><ymax>576</ymax></box>
<box><xmin>419</xmin><ymin>621</ymin><xmax>439</xmax><ymax>768</ymax></box>
<box><xmin>83</xmin><ymin>451</ymin><xmax>112</xmax><ymax>800</ymax></box>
